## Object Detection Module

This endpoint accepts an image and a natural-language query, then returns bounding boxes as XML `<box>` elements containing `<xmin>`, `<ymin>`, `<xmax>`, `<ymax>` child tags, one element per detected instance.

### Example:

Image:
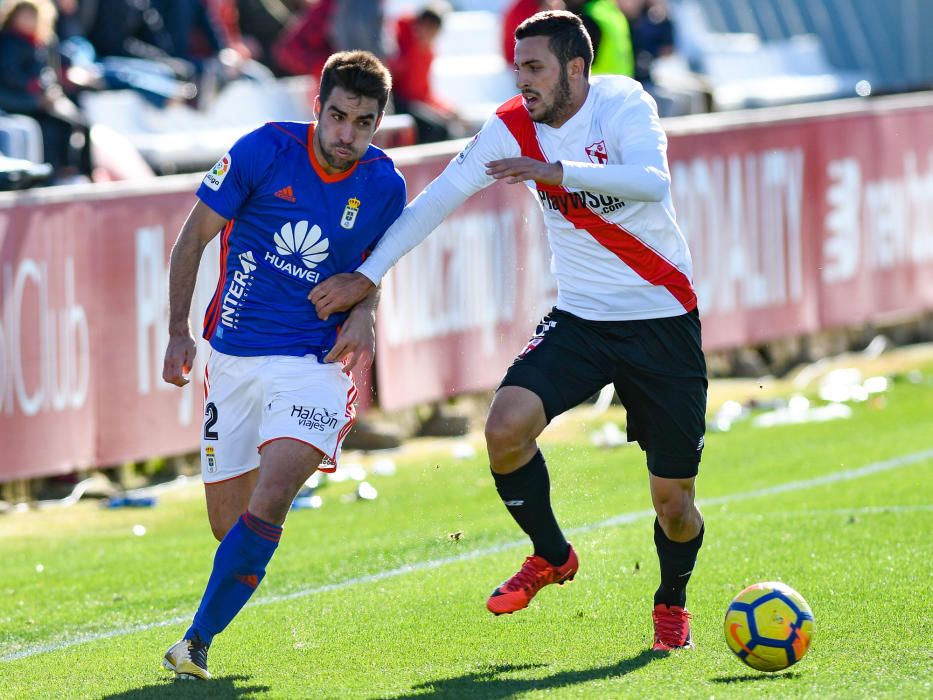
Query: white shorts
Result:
<box><xmin>201</xmin><ymin>350</ymin><xmax>358</xmax><ymax>484</ymax></box>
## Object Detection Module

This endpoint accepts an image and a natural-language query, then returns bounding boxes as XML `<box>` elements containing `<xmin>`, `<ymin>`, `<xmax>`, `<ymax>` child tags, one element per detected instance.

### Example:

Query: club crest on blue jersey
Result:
<box><xmin>341</xmin><ymin>197</ymin><xmax>360</xmax><ymax>229</ymax></box>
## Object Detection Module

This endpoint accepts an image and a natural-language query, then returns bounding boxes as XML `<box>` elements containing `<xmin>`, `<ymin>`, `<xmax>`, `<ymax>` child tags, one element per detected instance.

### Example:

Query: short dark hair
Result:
<box><xmin>416</xmin><ymin>8</ymin><xmax>443</xmax><ymax>28</ymax></box>
<box><xmin>514</xmin><ymin>10</ymin><xmax>593</xmax><ymax>76</ymax></box>
<box><xmin>416</xmin><ymin>0</ymin><xmax>449</xmax><ymax>27</ymax></box>
<box><xmin>319</xmin><ymin>50</ymin><xmax>392</xmax><ymax>114</ymax></box>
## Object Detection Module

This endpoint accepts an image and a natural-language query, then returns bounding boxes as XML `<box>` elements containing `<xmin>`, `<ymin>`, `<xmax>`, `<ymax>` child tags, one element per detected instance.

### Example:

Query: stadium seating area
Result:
<box><xmin>80</xmin><ymin>77</ymin><xmax>417</xmax><ymax>176</ymax></box>
<box><xmin>1</xmin><ymin>0</ymin><xmax>930</xmax><ymax>187</ymax></box>
<box><xmin>677</xmin><ymin>0</ymin><xmax>933</xmax><ymax>95</ymax></box>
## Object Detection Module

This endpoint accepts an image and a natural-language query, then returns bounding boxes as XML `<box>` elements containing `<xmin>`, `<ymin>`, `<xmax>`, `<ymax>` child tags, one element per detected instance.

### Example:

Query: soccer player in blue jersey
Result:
<box><xmin>159</xmin><ymin>51</ymin><xmax>406</xmax><ymax>680</ymax></box>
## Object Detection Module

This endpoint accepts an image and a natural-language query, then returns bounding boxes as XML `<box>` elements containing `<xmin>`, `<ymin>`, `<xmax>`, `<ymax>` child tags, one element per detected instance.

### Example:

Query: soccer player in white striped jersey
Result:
<box><xmin>311</xmin><ymin>10</ymin><xmax>707</xmax><ymax>651</ymax></box>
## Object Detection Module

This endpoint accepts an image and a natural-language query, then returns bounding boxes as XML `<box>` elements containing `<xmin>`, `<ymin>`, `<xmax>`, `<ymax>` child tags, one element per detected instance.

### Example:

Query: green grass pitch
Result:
<box><xmin>1</xmin><ymin>364</ymin><xmax>931</xmax><ymax>699</ymax></box>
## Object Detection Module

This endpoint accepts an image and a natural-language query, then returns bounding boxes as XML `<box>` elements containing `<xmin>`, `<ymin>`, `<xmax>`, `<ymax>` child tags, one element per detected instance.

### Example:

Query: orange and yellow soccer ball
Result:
<box><xmin>724</xmin><ymin>582</ymin><xmax>814</xmax><ymax>672</ymax></box>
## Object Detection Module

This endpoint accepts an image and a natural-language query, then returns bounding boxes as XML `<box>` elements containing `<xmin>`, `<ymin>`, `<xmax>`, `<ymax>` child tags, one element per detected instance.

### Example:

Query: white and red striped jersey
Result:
<box><xmin>358</xmin><ymin>75</ymin><xmax>696</xmax><ymax>321</ymax></box>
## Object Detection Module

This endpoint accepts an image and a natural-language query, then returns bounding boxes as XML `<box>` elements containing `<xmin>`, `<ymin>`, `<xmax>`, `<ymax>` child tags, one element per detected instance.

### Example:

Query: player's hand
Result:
<box><xmin>162</xmin><ymin>333</ymin><xmax>196</xmax><ymax>387</ymax></box>
<box><xmin>323</xmin><ymin>306</ymin><xmax>375</xmax><ymax>373</ymax></box>
<box><xmin>309</xmin><ymin>272</ymin><xmax>375</xmax><ymax>321</ymax></box>
<box><xmin>486</xmin><ymin>157</ymin><xmax>563</xmax><ymax>186</ymax></box>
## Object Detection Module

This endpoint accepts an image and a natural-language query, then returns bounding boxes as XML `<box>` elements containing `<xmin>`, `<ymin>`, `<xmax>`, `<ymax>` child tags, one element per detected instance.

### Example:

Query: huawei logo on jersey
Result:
<box><xmin>585</xmin><ymin>140</ymin><xmax>608</xmax><ymax>164</ymax></box>
<box><xmin>273</xmin><ymin>220</ymin><xmax>329</xmax><ymax>268</ymax></box>
<box><xmin>265</xmin><ymin>220</ymin><xmax>330</xmax><ymax>284</ymax></box>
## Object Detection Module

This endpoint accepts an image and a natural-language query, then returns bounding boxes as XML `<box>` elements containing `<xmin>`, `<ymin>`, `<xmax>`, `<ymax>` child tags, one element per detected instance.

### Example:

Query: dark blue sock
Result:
<box><xmin>186</xmin><ymin>511</ymin><xmax>281</xmax><ymax>645</ymax></box>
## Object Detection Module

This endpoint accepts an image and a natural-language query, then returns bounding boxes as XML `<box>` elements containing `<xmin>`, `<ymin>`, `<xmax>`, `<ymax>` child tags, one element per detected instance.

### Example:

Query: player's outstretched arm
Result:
<box><xmin>162</xmin><ymin>200</ymin><xmax>229</xmax><ymax>387</ymax></box>
<box><xmin>322</xmin><ymin>283</ymin><xmax>381</xmax><ymax>373</ymax></box>
<box><xmin>484</xmin><ymin>157</ymin><xmax>563</xmax><ymax>185</ymax></box>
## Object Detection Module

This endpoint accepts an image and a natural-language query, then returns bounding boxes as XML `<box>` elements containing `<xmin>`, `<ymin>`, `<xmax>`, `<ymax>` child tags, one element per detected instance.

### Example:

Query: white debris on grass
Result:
<box><xmin>589</xmin><ymin>422</ymin><xmax>628</xmax><ymax>448</ymax></box>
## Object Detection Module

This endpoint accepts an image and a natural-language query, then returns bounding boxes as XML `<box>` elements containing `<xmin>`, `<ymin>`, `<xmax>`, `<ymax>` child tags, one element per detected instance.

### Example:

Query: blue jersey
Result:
<box><xmin>197</xmin><ymin>121</ymin><xmax>406</xmax><ymax>357</ymax></box>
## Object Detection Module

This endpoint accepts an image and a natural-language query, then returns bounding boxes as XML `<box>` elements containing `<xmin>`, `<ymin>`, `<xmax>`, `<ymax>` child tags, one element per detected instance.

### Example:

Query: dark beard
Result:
<box><xmin>533</xmin><ymin>66</ymin><xmax>573</xmax><ymax>126</ymax></box>
<box><xmin>315</xmin><ymin>129</ymin><xmax>354</xmax><ymax>171</ymax></box>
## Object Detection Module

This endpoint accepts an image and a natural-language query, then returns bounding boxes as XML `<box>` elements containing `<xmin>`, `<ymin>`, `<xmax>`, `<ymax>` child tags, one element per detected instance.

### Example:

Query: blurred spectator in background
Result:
<box><xmin>566</xmin><ymin>0</ymin><xmax>633</xmax><ymax>76</ymax></box>
<box><xmin>84</xmin><ymin>0</ymin><xmax>179</xmax><ymax>67</ymax></box>
<box><xmin>155</xmin><ymin>0</ymin><xmax>227</xmax><ymax>65</ymax></box>
<box><xmin>501</xmin><ymin>0</ymin><xmax>563</xmax><ymax>65</ymax></box>
<box><xmin>0</xmin><ymin>0</ymin><xmax>91</xmax><ymax>178</ymax></box>
<box><xmin>388</xmin><ymin>2</ymin><xmax>462</xmax><ymax>143</ymax></box>
<box><xmin>332</xmin><ymin>0</ymin><xmax>384</xmax><ymax>58</ymax></box>
<box><xmin>155</xmin><ymin>0</ymin><xmax>274</xmax><ymax>102</ymax></box>
<box><xmin>621</xmin><ymin>0</ymin><xmax>674</xmax><ymax>87</ymax></box>
<box><xmin>51</xmin><ymin>0</ymin><xmax>79</xmax><ymax>40</ymax></box>
<box><xmin>205</xmin><ymin>0</ymin><xmax>256</xmax><ymax>60</ymax></box>
<box><xmin>57</xmin><ymin>0</ymin><xmax>197</xmax><ymax>108</ymax></box>
<box><xmin>273</xmin><ymin>0</ymin><xmax>384</xmax><ymax>77</ymax></box>
<box><xmin>272</xmin><ymin>0</ymin><xmax>334</xmax><ymax>76</ymax></box>
<box><xmin>234</xmin><ymin>0</ymin><xmax>291</xmax><ymax>62</ymax></box>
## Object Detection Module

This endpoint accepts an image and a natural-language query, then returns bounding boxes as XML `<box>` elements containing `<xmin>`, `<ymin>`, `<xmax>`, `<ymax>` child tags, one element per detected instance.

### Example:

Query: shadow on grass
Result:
<box><xmin>711</xmin><ymin>670</ymin><xmax>800</xmax><ymax>684</ymax></box>
<box><xmin>102</xmin><ymin>674</ymin><xmax>269</xmax><ymax>699</ymax></box>
<box><xmin>380</xmin><ymin>650</ymin><xmax>658</xmax><ymax>699</ymax></box>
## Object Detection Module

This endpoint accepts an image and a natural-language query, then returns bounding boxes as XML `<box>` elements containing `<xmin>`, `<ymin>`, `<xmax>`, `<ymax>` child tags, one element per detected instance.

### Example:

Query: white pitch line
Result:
<box><xmin>2</xmin><ymin>448</ymin><xmax>931</xmax><ymax>663</ymax></box>
<box><xmin>712</xmin><ymin>504</ymin><xmax>933</xmax><ymax>519</ymax></box>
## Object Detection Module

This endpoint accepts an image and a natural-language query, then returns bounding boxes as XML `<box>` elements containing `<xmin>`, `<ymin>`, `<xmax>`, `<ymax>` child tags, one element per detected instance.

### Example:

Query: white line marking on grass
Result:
<box><xmin>710</xmin><ymin>504</ymin><xmax>933</xmax><ymax>519</ymax></box>
<box><xmin>2</xmin><ymin>448</ymin><xmax>931</xmax><ymax>663</ymax></box>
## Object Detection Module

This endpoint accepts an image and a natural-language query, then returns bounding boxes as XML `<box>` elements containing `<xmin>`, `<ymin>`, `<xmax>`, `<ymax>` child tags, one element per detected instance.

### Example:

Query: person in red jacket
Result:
<box><xmin>388</xmin><ymin>3</ymin><xmax>462</xmax><ymax>143</ymax></box>
<box><xmin>271</xmin><ymin>0</ymin><xmax>335</xmax><ymax>77</ymax></box>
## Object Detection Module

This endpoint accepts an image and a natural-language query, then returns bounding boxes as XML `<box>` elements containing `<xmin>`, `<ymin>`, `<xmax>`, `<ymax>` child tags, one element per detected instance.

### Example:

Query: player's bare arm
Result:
<box><xmin>486</xmin><ymin>157</ymin><xmax>563</xmax><ymax>185</ymax></box>
<box><xmin>309</xmin><ymin>271</ymin><xmax>375</xmax><ymax>321</ymax></box>
<box><xmin>322</xmin><ymin>283</ymin><xmax>381</xmax><ymax>372</ymax></box>
<box><xmin>162</xmin><ymin>200</ymin><xmax>228</xmax><ymax>387</ymax></box>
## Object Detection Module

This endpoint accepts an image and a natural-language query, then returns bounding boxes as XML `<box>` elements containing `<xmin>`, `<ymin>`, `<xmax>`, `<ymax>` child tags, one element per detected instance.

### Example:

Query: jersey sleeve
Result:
<box><xmin>354</xmin><ymin>117</ymin><xmax>517</xmax><ymax>284</ymax></box>
<box><xmin>442</xmin><ymin>115</ymin><xmax>520</xmax><ymax>196</ymax></box>
<box><xmin>560</xmin><ymin>86</ymin><xmax>671</xmax><ymax>202</ymax></box>
<box><xmin>196</xmin><ymin>126</ymin><xmax>274</xmax><ymax>220</ymax></box>
<box><xmin>365</xmin><ymin>168</ymin><xmax>408</xmax><ymax>257</ymax></box>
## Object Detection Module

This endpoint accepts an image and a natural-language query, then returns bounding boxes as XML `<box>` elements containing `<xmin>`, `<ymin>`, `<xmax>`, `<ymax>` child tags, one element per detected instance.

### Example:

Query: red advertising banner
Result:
<box><xmin>2</xmin><ymin>94</ymin><xmax>932</xmax><ymax>480</ymax></box>
<box><xmin>376</xmin><ymin>95</ymin><xmax>933</xmax><ymax>407</ymax></box>
<box><xmin>373</xmin><ymin>153</ymin><xmax>556</xmax><ymax>411</ymax></box>
<box><xmin>0</xmin><ymin>179</ymin><xmax>377</xmax><ymax>481</ymax></box>
<box><xmin>667</xmin><ymin>95</ymin><xmax>933</xmax><ymax>350</ymax></box>
<box><xmin>0</xmin><ymin>185</ymin><xmax>208</xmax><ymax>480</ymax></box>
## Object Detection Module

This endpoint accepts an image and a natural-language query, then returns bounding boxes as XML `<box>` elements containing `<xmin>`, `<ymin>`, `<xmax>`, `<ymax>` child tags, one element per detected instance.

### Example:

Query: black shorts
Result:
<box><xmin>500</xmin><ymin>307</ymin><xmax>708</xmax><ymax>479</ymax></box>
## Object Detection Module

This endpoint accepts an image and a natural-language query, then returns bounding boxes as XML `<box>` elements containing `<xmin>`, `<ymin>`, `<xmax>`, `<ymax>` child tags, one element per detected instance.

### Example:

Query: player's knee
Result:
<box><xmin>655</xmin><ymin>491</ymin><xmax>693</xmax><ymax>533</ymax></box>
<box><xmin>250</xmin><ymin>476</ymin><xmax>298</xmax><ymax>521</ymax></box>
<box><xmin>210</xmin><ymin>522</ymin><xmax>228</xmax><ymax>542</ymax></box>
<box><xmin>484</xmin><ymin>412</ymin><xmax>532</xmax><ymax>457</ymax></box>
<box><xmin>209</xmin><ymin>515</ymin><xmax>236</xmax><ymax>542</ymax></box>
<box><xmin>657</xmin><ymin>500</ymin><xmax>687</xmax><ymax>528</ymax></box>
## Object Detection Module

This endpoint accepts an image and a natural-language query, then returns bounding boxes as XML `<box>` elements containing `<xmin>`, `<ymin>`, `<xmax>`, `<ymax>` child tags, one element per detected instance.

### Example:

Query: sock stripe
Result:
<box><xmin>242</xmin><ymin>514</ymin><xmax>281</xmax><ymax>539</ymax></box>
<box><xmin>242</xmin><ymin>512</ymin><xmax>282</xmax><ymax>542</ymax></box>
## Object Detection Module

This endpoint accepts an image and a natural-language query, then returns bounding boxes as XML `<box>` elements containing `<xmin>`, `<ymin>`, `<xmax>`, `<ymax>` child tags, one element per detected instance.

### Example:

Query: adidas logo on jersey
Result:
<box><xmin>275</xmin><ymin>185</ymin><xmax>296</xmax><ymax>202</ymax></box>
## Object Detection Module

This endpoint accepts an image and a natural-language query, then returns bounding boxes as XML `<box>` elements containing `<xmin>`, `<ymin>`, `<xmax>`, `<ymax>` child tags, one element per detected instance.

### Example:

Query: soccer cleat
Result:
<box><xmin>486</xmin><ymin>544</ymin><xmax>578</xmax><ymax>615</ymax></box>
<box><xmin>652</xmin><ymin>603</ymin><xmax>694</xmax><ymax>651</ymax></box>
<box><xmin>162</xmin><ymin>634</ymin><xmax>211</xmax><ymax>680</ymax></box>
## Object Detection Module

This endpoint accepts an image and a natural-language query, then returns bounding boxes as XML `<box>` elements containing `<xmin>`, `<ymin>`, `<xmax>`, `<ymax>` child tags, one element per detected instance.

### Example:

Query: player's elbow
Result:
<box><xmin>642</xmin><ymin>168</ymin><xmax>670</xmax><ymax>202</ymax></box>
